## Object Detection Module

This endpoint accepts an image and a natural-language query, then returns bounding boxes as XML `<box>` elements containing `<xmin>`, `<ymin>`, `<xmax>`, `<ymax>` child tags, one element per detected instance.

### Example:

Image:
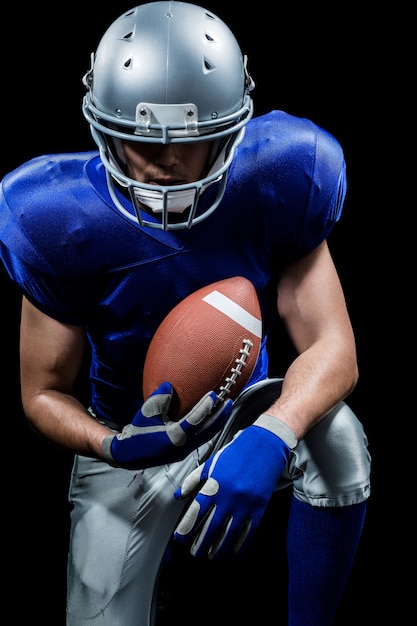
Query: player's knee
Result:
<box><xmin>291</xmin><ymin>402</ymin><xmax>371</xmax><ymax>506</ymax></box>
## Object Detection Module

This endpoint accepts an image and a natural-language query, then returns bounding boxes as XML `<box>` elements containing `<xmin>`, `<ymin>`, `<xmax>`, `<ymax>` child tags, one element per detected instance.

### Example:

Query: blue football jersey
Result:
<box><xmin>0</xmin><ymin>110</ymin><xmax>346</xmax><ymax>424</ymax></box>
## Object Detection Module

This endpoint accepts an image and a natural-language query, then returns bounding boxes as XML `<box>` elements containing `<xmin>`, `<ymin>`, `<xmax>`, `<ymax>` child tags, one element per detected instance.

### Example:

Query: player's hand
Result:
<box><xmin>173</xmin><ymin>413</ymin><xmax>297</xmax><ymax>559</ymax></box>
<box><xmin>102</xmin><ymin>381</ymin><xmax>233</xmax><ymax>469</ymax></box>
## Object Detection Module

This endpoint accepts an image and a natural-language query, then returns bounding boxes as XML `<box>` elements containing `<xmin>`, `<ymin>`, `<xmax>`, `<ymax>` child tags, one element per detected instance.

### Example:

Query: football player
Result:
<box><xmin>0</xmin><ymin>2</ymin><xmax>371</xmax><ymax>624</ymax></box>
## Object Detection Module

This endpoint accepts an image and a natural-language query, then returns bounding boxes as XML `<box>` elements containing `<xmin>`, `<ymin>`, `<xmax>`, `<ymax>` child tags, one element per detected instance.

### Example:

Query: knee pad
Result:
<box><xmin>211</xmin><ymin>377</ymin><xmax>371</xmax><ymax>507</ymax></box>
<box><xmin>290</xmin><ymin>402</ymin><xmax>372</xmax><ymax>506</ymax></box>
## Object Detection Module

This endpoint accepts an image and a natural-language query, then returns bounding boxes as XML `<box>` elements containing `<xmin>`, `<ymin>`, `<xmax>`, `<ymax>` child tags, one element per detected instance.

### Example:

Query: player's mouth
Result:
<box><xmin>147</xmin><ymin>176</ymin><xmax>187</xmax><ymax>186</ymax></box>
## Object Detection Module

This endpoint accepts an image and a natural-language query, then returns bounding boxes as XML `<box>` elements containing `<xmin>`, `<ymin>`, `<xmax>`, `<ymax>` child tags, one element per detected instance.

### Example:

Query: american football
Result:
<box><xmin>142</xmin><ymin>276</ymin><xmax>263</xmax><ymax>419</ymax></box>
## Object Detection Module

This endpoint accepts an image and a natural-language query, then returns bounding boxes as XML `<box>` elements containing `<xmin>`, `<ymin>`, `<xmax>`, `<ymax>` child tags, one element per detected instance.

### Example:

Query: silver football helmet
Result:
<box><xmin>82</xmin><ymin>1</ymin><xmax>255</xmax><ymax>230</ymax></box>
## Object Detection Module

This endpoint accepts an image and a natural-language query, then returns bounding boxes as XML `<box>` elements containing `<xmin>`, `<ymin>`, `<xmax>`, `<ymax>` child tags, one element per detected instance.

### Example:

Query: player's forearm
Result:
<box><xmin>24</xmin><ymin>390</ymin><xmax>112</xmax><ymax>458</ymax></box>
<box><xmin>266</xmin><ymin>338</ymin><xmax>358</xmax><ymax>441</ymax></box>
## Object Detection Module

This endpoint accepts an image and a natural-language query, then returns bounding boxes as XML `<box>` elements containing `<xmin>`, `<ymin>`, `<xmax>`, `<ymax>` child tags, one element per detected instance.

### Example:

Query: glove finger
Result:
<box><xmin>196</xmin><ymin>398</ymin><xmax>233</xmax><ymax>434</ymax></box>
<box><xmin>194</xmin><ymin>514</ymin><xmax>254</xmax><ymax>560</ymax></box>
<box><xmin>140</xmin><ymin>382</ymin><xmax>174</xmax><ymax>419</ymax></box>
<box><xmin>205</xmin><ymin>515</ymin><xmax>234</xmax><ymax>559</ymax></box>
<box><xmin>180</xmin><ymin>398</ymin><xmax>233</xmax><ymax>449</ymax></box>
<box><xmin>182</xmin><ymin>391</ymin><xmax>217</xmax><ymax>426</ymax></box>
<box><xmin>174</xmin><ymin>476</ymin><xmax>220</xmax><ymax>543</ymax></box>
<box><xmin>174</xmin><ymin>500</ymin><xmax>201</xmax><ymax>537</ymax></box>
<box><xmin>174</xmin><ymin>463</ymin><xmax>205</xmax><ymax>499</ymax></box>
<box><xmin>211</xmin><ymin>518</ymin><xmax>253</xmax><ymax>559</ymax></box>
<box><xmin>232</xmin><ymin>518</ymin><xmax>253</xmax><ymax>556</ymax></box>
<box><xmin>190</xmin><ymin>505</ymin><xmax>218</xmax><ymax>557</ymax></box>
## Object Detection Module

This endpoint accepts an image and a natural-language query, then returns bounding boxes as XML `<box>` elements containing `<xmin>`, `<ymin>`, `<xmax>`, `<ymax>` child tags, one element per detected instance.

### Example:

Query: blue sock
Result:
<box><xmin>286</xmin><ymin>495</ymin><xmax>367</xmax><ymax>626</ymax></box>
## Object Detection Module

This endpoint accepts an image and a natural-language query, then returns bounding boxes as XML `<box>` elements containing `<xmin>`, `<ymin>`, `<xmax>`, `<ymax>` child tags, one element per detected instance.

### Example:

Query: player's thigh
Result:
<box><xmin>66</xmin><ymin>454</ymin><xmax>197</xmax><ymax>624</ymax></box>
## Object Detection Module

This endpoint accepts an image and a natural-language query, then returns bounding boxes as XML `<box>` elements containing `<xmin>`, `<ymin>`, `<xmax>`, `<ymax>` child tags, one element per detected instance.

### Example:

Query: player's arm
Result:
<box><xmin>270</xmin><ymin>238</ymin><xmax>358</xmax><ymax>440</ymax></box>
<box><xmin>174</xmin><ymin>239</ymin><xmax>359</xmax><ymax>558</ymax></box>
<box><xmin>20</xmin><ymin>296</ymin><xmax>232</xmax><ymax>467</ymax></box>
<box><xmin>19</xmin><ymin>295</ymin><xmax>112</xmax><ymax>457</ymax></box>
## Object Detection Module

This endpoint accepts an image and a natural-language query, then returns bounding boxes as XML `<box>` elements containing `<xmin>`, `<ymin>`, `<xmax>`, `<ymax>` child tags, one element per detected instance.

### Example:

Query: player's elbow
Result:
<box><xmin>343</xmin><ymin>350</ymin><xmax>359</xmax><ymax>398</ymax></box>
<box><xmin>348</xmin><ymin>362</ymin><xmax>359</xmax><ymax>394</ymax></box>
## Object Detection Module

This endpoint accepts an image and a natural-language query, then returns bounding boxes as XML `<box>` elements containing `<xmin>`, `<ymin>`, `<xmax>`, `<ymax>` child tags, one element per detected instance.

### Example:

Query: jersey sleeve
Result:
<box><xmin>303</xmin><ymin>121</ymin><xmax>347</xmax><ymax>242</ymax></box>
<box><xmin>0</xmin><ymin>154</ymin><xmax>105</xmax><ymax>325</ymax></box>
<box><xmin>236</xmin><ymin>111</ymin><xmax>348</xmax><ymax>264</ymax></box>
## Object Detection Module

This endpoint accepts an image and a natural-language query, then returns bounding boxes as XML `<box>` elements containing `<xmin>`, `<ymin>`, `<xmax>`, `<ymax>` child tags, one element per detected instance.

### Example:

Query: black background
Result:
<box><xmin>2</xmin><ymin>2</ymin><xmax>402</xmax><ymax>623</ymax></box>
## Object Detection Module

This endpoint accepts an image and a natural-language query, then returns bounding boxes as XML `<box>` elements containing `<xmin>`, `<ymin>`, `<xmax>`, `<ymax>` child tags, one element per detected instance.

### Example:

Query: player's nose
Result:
<box><xmin>154</xmin><ymin>144</ymin><xmax>180</xmax><ymax>167</ymax></box>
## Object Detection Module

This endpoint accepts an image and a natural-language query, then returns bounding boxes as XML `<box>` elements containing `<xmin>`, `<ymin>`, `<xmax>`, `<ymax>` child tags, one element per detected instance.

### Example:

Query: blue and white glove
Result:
<box><xmin>173</xmin><ymin>413</ymin><xmax>298</xmax><ymax>559</ymax></box>
<box><xmin>102</xmin><ymin>381</ymin><xmax>233</xmax><ymax>470</ymax></box>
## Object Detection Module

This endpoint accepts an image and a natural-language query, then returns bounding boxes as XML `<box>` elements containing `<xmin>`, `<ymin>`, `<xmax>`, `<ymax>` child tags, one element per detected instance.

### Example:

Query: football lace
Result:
<box><xmin>218</xmin><ymin>339</ymin><xmax>254</xmax><ymax>400</ymax></box>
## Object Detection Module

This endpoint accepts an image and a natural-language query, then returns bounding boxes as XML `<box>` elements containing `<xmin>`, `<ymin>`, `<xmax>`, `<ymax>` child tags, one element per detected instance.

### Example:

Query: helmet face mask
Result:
<box><xmin>82</xmin><ymin>1</ymin><xmax>254</xmax><ymax>230</ymax></box>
